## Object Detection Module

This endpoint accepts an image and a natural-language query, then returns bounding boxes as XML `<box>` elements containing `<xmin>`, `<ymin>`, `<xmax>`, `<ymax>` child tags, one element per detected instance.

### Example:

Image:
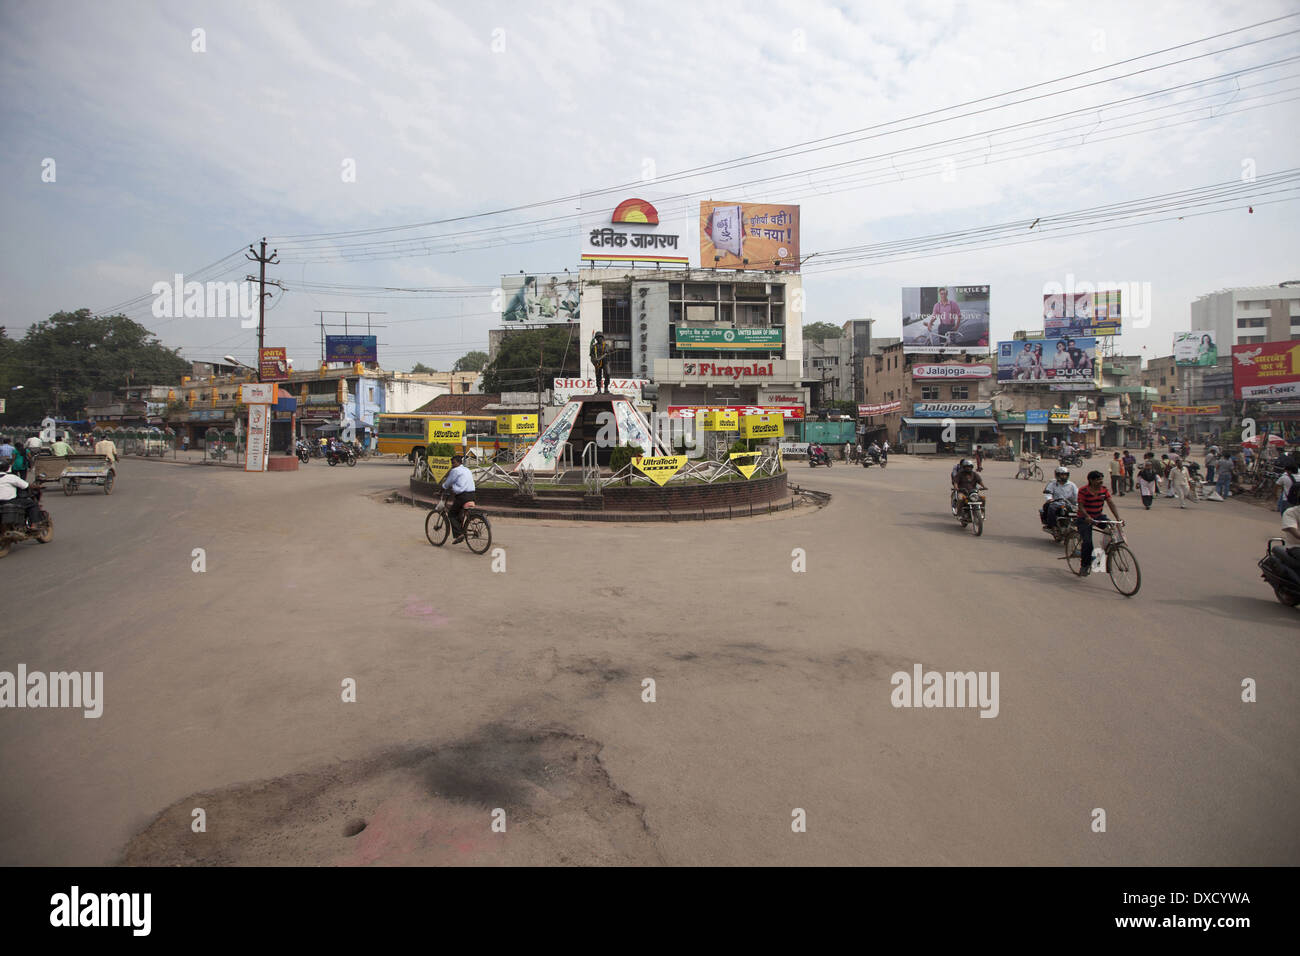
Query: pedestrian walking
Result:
<box><xmin>1215</xmin><ymin>453</ymin><xmax>1233</xmax><ymax>498</ymax></box>
<box><xmin>975</xmin><ymin>445</ymin><xmax>984</xmax><ymax>471</ymax></box>
<box><xmin>1109</xmin><ymin>451</ymin><xmax>1126</xmax><ymax>496</ymax></box>
<box><xmin>1137</xmin><ymin>456</ymin><xmax>1159</xmax><ymax>509</ymax></box>
<box><xmin>1122</xmin><ymin>449</ymin><xmax>1136</xmax><ymax>492</ymax></box>
<box><xmin>1276</xmin><ymin>464</ymin><xmax>1297</xmax><ymax>516</ymax></box>
<box><xmin>1169</xmin><ymin>457</ymin><xmax>1193</xmax><ymax>508</ymax></box>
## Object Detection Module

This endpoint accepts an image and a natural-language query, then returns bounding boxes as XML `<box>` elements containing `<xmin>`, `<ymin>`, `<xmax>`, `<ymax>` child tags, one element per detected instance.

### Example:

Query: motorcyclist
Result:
<box><xmin>1041</xmin><ymin>465</ymin><xmax>1078</xmax><ymax>529</ymax></box>
<box><xmin>951</xmin><ymin>458</ymin><xmax>987</xmax><ymax>515</ymax></box>
<box><xmin>869</xmin><ymin>441</ymin><xmax>882</xmax><ymax>462</ymax></box>
<box><xmin>0</xmin><ymin>458</ymin><xmax>41</xmax><ymax>526</ymax></box>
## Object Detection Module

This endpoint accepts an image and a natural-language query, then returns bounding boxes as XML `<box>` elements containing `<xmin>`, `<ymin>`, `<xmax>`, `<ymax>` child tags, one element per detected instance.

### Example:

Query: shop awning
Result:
<box><xmin>902</xmin><ymin>418</ymin><xmax>998</xmax><ymax>427</ymax></box>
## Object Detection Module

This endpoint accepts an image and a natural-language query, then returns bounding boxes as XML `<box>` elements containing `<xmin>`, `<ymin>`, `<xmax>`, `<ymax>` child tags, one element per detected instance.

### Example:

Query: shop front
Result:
<box><xmin>901</xmin><ymin>402</ymin><xmax>998</xmax><ymax>454</ymax></box>
<box><xmin>655</xmin><ymin>358</ymin><xmax>807</xmax><ymax>443</ymax></box>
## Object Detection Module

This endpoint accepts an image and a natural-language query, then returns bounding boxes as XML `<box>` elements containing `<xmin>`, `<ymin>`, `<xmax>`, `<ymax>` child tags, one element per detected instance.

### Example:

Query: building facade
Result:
<box><xmin>861</xmin><ymin>343</ymin><xmax>997</xmax><ymax>451</ymax></box>
<box><xmin>1191</xmin><ymin>283</ymin><xmax>1300</xmax><ymax>347</ymax></box>
<box><xmin>801</xmin><ymin>319</ymin><xmax>878</xmax><ymax>405</ymax></box>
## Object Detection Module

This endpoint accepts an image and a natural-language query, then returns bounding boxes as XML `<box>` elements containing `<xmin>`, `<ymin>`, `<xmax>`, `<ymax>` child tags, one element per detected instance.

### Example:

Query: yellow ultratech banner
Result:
<box><xmin>702</xmin><ymin>409</ymin><xmax>739</xmax><ymax>431</ymax></box>
<box><xmin>427</xmin><ymin>419</ymin><xmax>467</xmax><ymax>443</ymax></box>
<box><xmin>496</xmin><ymin>413</ymin><xmax>539</xmax><ymax>435</ymax></box>
<box><xmin>740</xmin><ymin>412</ymin><xmax>782</xmax><ymax>439</ymax></box>
<box><xmin>634</xmin><ymin>455</ymin><xmax>688</xmax><ymax>486</ymax></box>
<box><xmin>426</xmin><ymin>456</ymin><xmax>454</xmax><ymax>484</ymax></box>
<box><xmin>729</xmin><ymin>451</ymin><xmax>761</xmax><ymax>479</ymax></box>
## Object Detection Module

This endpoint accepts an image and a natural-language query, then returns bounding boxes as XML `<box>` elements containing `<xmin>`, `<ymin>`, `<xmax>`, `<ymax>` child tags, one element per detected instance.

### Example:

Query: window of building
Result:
<box><xmin>1240</xmin><ymin>335</ymin><xmax>1266</xmax><ymax>345</ymax></box>
<box><xmin>951</xmin><ymin>385</ymin><xmax>969</xmax><ymax>399</ymax></box>
<box><xmin>602</xmin><ymin>293</ymin><xmax>632</xmax><ymax>375</ymax></box>
<box><xmin>921</xmin><ymin>385</ymin><xmax>941</xmax><ymax>400</ymax></box>
<box><xmin>1159</xmin><ymin>376</ymin><xmax>1166</xmax><ymax>385</ymax></box>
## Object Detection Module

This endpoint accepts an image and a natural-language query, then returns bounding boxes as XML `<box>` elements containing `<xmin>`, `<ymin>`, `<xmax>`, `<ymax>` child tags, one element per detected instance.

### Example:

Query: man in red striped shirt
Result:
<box><xmin>1076</xmin><ymin>469</ymin><xmax>1122</xmax><ymax>576</ymax></box>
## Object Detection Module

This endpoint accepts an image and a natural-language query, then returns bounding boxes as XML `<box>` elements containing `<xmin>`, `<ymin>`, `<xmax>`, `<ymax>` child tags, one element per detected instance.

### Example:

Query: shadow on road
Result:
<box><xmin>1154</xmin><ymin>592</ymin><xmax>1300</xmax><ymax>623</ymax></box>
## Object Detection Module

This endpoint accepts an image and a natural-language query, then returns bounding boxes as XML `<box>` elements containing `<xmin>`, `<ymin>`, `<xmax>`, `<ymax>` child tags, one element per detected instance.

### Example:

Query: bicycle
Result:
<box><xmin>424</xmin><ymin>491</ymin><xmax>492</xmax><ymax>554</ymax></box>
<box><xmin>1062</xmin><ymin>518</ymin><xmax>1140</xmax><ymax>596</ymax></box>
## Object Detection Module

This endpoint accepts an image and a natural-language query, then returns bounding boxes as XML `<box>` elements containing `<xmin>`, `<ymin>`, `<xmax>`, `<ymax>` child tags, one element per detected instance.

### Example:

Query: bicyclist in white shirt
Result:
<box><xmin>440</xmin><ymin>454</ymin><xmax>477</xmax><ymax>543</ymax></box>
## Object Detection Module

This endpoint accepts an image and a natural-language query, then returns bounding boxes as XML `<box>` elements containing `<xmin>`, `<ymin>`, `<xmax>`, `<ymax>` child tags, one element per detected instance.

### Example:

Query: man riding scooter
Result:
<box><xmin>1041</xmin><ymin>465</ymin><xmax>1078</xmax><ymax>531</ymax></box>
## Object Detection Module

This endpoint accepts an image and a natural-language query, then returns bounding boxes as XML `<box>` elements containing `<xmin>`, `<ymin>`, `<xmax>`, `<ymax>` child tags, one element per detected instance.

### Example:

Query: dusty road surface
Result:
<box><xmin>1</xmin><ymin>453</ymin><xmax>1296</xmax><ymax>865</ymax></box>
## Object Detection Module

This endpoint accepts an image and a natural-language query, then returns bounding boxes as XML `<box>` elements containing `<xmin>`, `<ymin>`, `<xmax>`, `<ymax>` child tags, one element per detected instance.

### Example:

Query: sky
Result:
<box><xmin>2</xmin><ymin>0</ymin><xmax>1298</xmax><ymax>372</ymax></box>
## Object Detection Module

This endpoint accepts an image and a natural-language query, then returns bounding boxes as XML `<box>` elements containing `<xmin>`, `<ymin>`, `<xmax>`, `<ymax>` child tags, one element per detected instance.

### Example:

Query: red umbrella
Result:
<box><xmin>1241</xmin><ymin>433</ymin><xmax>1285</xmax><ymax>448</ymax></box>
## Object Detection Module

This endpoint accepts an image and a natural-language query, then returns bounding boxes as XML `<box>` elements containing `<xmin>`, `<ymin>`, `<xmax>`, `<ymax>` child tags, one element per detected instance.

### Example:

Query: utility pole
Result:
<box><xmin>246</xmin><ymin>238</ymin><xmax>279</xmax><ymax>382</ymax></box>
<box><xmin>537</xmin><ymin>337</ymin><xmax>544</xmax><ymax>428</ymax></box>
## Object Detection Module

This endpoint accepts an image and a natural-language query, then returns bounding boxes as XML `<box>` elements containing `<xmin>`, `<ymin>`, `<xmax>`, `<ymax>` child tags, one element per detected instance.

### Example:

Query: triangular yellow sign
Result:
<box><xmin>634</xmin><ymin>455</ymin><xmax>687</xmax><ymax>486</ymax></box>
<box><xmin>729</xmin><ymin>451</ymin><xmax>761</xmax><ymax>479</ymax></box>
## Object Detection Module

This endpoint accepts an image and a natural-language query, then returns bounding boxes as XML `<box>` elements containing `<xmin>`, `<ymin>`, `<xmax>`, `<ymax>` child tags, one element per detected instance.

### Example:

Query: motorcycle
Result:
<box><xmin>955</xmin><ymin>488</ymin><xmax>986</xmax><ymax>536</ymax></box>
<box><xmin>808</xmin><ymin>449</ymin><xmax>832</xmax><ymax>468</ymax></box>
<box><xmin>1259</xmin><ymin>537</ymin><xmax>1300</xmax><ymax>607</ymax></box>
<box><xmin>325</xmin><ymin>445</ymin><xmax>358</xmax><ymax>467</ymax></box>
<box><xmin>1059</xmin><ymin>453</ymin><xmax>1083</xmax><ymax>467</ymax></box>
<box><xmin>295</xmin><ymin>440</ymin><xmax>311</xmax><ymax>464</ymax></box>
<box><xmin>862</xmin><ymin>448</ymin><xmax>885</xmax><ymax>469</ymax></box>
<box><xmin>0</xmin><ymin>486</ymin><xmax>53</xmax><ymax>558</ymax></box>
<box><xmin>1041</xmin><ymin>495</ymin><xmax>1076</xmax><ymax>545</ymax></box>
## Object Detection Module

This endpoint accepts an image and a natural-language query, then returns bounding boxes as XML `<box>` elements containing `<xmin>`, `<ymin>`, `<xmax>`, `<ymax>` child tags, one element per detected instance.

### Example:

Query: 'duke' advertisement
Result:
<box><xmin>998</xmin><ymin>337</ymin><xmax>1097</xmax><ymax>384</ymax></box>
<box><xmin>902</xmin><ymin>286</ymin><xmax>990</xmax><ymax>353</ymax></box>
<box><xmin>699</xmin><ymin>201</ymin><xmax>800</xmax><ymax>272</ymax></box>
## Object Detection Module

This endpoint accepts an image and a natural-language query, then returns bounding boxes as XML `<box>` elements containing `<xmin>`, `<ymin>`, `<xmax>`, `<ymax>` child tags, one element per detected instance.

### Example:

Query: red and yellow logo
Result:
<box><xmin>611</xmin><ymin>198</ymin><xmax>659</xmax><ymax>225</ymax></box>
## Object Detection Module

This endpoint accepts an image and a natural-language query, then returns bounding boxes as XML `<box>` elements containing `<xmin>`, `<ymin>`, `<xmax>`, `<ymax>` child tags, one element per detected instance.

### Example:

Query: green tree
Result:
<box><xmin>453</xmin><ymin>351</ymin><xmax>489</xmax><ymax>373</ymax></box>
<box><xmin>410</xmin><ymin>362</ymin><xmax>437</xmax><ymax>374</ymax></box>
<box><xmin>802</xmin><ymin>322</ymin><xmax>844</xmax><ymax>342</ymax></box>
<box><xmin>0</xmin><ymin>309</ymin><xmax>190</xmax><ymax>423</ymax></box>
<box><xmin>479</xmin><ymin>328</ymin><xmax>580</xmax><ymax>393</ymax></box>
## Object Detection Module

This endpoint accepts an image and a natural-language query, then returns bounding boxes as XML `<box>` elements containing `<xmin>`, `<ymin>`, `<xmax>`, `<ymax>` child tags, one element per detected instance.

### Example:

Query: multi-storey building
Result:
<box><xmin>861</xmin><ymin>343</ymin><xmax>996</xmax><ymax>451</ymax></box>
<box><xmin>801</xmin><ymin>319</ymin><xmax>880</xmax><ymax>405</ymax></box>
<box><xmin>1191</xmin><ymin>283</ymin><xmax>1300</xmax><ymax>347</ymax></box>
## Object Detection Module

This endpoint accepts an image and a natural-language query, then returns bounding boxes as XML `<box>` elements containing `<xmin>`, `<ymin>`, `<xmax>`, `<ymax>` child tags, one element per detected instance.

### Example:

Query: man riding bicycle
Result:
<box><xmin>951</xmin><ymin>458</ymin><xmax>986</xmax><ymax>515</ymax></box>
<box><xmin>441</xmin><ymin>453</ymin><xmax>477</xmax><ymax>544</ymax></box>
<box><xmin>1041</xmin><ymin>465</ymin><xmax>1078</xmax><ymax>529</ymax></box>
<box><xmin>1076</xmin><ymin>469</ymin><xmax>1122</xmax><ymax>576</ymax></box>
<box><xmin>923</xmin><ymin>287</ymin><xmax>962</xmax><ymax>344</ymax></box>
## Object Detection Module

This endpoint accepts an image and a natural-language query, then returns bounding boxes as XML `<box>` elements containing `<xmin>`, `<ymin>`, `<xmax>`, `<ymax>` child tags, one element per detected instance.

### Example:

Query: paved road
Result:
<box><xmin>1</xmin><ymin>454</ymin><xmax>1295</xmax><ymax>865</ymax></box>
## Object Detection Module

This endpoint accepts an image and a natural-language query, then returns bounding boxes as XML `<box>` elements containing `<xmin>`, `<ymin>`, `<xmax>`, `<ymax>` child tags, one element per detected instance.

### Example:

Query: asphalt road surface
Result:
<box><xmin>1</xmin><ymin>453</ymin><xmax>1296</xmax><ymax>865</ymax></box>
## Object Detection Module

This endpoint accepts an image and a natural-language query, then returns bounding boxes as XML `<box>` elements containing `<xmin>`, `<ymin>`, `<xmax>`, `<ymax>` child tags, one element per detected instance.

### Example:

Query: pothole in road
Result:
<box><xmin>120</xmin><ymin>725</ymin><xmax>660</xmax><ymax>866</ymax></box>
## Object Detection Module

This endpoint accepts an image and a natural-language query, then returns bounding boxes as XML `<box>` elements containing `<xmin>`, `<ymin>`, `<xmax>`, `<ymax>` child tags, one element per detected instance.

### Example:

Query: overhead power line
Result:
<box><xmin>266</xmin><ymin>14</ymin><xmax>1300</xmax><ymax>246</ymax></box>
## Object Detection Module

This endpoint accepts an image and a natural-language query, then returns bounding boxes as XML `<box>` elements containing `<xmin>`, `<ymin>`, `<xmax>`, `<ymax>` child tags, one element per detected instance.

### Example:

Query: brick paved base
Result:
<box><xmin>404</xmin><ymin>471</ymin><xmax>796</xmax><ymax>522</ymax></box>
